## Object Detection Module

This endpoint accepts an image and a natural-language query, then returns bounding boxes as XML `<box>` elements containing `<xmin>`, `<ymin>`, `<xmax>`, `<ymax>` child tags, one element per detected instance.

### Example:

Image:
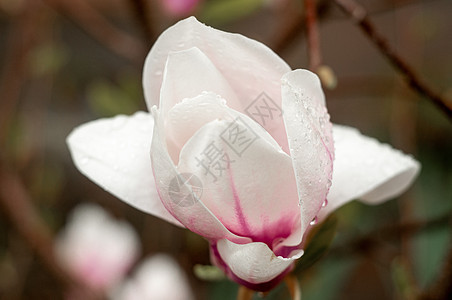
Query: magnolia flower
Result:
<box><xmin>55</xmin><ymin>204</ymin><xmax>140</xmax><ymax>291</ymax></box>
<box><xmin>67</xmin><ymin>17</ymin><xmax>420</xmax><ymax>291</ymax></box>
<box><xmin>113</xmin><ymin>254</ymin><xmax>194</xmax><ymax>300</ymax></box>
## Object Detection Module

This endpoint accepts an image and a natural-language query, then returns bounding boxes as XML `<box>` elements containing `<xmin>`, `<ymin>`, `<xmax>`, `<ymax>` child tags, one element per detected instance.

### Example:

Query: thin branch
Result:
<box><xmin>0</xmin><ymin>1</ymin><xmax>43</xmax><ymax>146</ymax></box>
<box><xmin>334</xmin><ymin>0</ymin><xmax>452</xmax><ymax>120</ymax></box>
<box><xmin>126</xmin><ymin>0</ymin><xmax>156</xmax><ymax>46</ymax></box>
<box><xmin>43</xmin><ymin>0</ymin><xmax>146</xmax><ymax>64</ymax></box>
<box><xmin>304</xmin><ymin>0</ymin><xmax>322</xmax><ymax>70</ymax></box>
<box><xmin>271</xmin><ymin>0</ymin><xmax>332</xmax><ymax>55</ymax></box>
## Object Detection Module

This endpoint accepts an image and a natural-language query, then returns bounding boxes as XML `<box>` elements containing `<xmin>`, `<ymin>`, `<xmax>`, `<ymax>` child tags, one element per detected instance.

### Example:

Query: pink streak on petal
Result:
<box><xmin>228</xmin><ymin>169</ymin><xmax>253</xmax><ymax>238</ymax></box>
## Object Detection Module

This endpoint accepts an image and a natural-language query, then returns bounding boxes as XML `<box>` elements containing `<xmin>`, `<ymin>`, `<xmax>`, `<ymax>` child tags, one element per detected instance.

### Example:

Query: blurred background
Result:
<box><xmin>0</xmin><ymin>0</ymin><xmax>451</xmax><ymax>299</ymax></box>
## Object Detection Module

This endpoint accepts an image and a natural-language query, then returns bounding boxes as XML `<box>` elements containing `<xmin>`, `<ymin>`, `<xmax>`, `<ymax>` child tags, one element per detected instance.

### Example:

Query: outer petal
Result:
<box><xmin>216</xmin><ymin>239</ymin><xmax>303</xmax><ymax>285</ymax></box>
<box><xmin>281</xmin><ymin>70</ymin><xmax>334</xmax><ymax>235</ymax></box>
<box><xmin>66</xmin><ymin>112</ymin><xmax>181</xmax><ymax>227</ymax></box>
<box><xmin>320</xmin><ymin>125</ymin><xmax>420</xmax><ymax>218</ymax></box>
<box><xmin>143</xmin><ymin>16</ymin><xmax>291</xmax><ymax>151</ymax></box>
<box><xmin>151</xmin><ymin>107</ymin><xmax>250</xmax><ymax>244</ymax></box>
<box><xmin>160</xmin><ymin>47</ymin><xmax>240</xmax><ymax>116</ymax></box>
<box><xmin>143</xmin><ymin>17</ymin><xmax>290</xmax><ymax>109</ymax></box>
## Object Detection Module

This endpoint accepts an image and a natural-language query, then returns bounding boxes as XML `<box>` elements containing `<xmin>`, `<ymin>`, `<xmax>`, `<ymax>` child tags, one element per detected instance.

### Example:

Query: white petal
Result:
<box><xmin>320</xmin><ymin>125</ymin><xmax>420</xmax><ymax>218</ymax></box>
<box><xmin>143</xmin><ymin>17</ymin><xmax>290</xmax><ymax>110</ymax></box>
<box><xmin>217</xmin><ymin>239</ymin><xmax>303</xmax><ymax>284</ymax></box>
<box><xmin>281</xmin><ymin>70</ymin><xmax>334</xmax><ymax>235</ymax></box>
<box><xmin>66</xmin><ymin>112</ymin><xmax>182</xmax><ymax>226</ymax></box>
<box><xmin>143</xmin><ymin>17</ymin><xmax>291</xmax><ymax>151</ymax></box>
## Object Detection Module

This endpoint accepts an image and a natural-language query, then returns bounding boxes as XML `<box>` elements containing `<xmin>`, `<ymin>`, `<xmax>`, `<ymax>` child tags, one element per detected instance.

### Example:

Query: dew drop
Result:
<box><xmin>322</xmin><ymin>199</ymin><xmax>328</xmax><ymax>208</ymax></box>
<box><xmin>310</xmin><ymin>216</ymin><xmax>318</xmax><ymax>226</ymax></box>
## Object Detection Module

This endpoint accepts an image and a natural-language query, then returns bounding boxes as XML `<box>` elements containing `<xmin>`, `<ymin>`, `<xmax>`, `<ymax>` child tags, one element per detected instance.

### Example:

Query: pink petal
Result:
<box><xmin>55</xmin><ymin>204</ymin><xmax>140</xmax><ymax>290</ymax></box>
<box><xmin>143</xmin><ymin>17</ymin><xmax>291</xmax><ymax>151</ymax></box>
<box><xmin>319</xmin><ymin>125</ymin><xmax>420</xmax><ymax>219</ymax></box>
<box><xmin>173</xmin><ymin>93</ymin><xmax>300</xmax><ymax>252</ymax></box>
<box><xmin>66</xmin><ymin>112</ymin><xmax>182</xmax><ymax>227</ymax></box>
<box><xmin>281</xmin><ymin>70</ymin><xmax>334</xmax><ymax>236</ymax></box>
<box><xmin>151</xmin><ymin>107</ymin><xmax>250</xmax><ymax>244</ymax></box>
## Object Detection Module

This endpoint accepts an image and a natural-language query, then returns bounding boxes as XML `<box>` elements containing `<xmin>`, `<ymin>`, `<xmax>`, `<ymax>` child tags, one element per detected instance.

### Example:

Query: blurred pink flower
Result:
<box><xmin>112</xmin><ymin>254</ymin><xmax>194</xmax><ymax>300</ymax></box>
<box><xmin>67</xmin><ymin>17</ymin><xmax>420</xmax><ymax>291</ymax></box>
<box><xmin>55</xmin><ymin>204</ymin><xmax>140</xmax><ymax>291</ymax></box>
<box><xmin>160</xmin><ymin>0</ymin><xmax>201</xmax><ymax>17</ymax></box>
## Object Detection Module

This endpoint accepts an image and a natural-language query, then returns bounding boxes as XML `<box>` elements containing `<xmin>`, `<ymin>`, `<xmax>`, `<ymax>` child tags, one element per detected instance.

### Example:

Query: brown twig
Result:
<box><xmin>304</xmin><ymin>0</ymin><xmax>322</xmax><ymax>71</ymax></box>
<box><xmin>126</xmin><ymin>0</ymin><xmax>156</xmax><ymax>46</ymax></box>
<box><xmin>334</xmin><ymin>0</ymin><xmax>452</xmax><ymax>120</ymax></box>
<box><xmin>0</xmin><ymin>1</ymin><xmax>44</xmax><ymax>147</ymax></box>
<box><xmin>271</xmin><ymin>0</ymin><xmax>332</xmax><ymax>55</ymax></box>
<box><xmin>43</xmin><ymin>0</ymin><xmax>146</xmax><ymax>64</ymax></box>
<box><xmin>0</xmin><ymin>165</ymin><xmax>103</xmax><ymax>300</ymax></box>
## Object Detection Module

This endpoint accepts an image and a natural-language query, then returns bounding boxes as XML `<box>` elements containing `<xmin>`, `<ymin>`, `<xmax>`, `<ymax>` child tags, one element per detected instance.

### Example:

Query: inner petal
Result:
<box><xmin>175</xmin><ymin>100</ymin><xmax>300</xmax><ymax>249</ymax></box>
<box><xmin>159</xmin><ymin>47</ymin><xmax>241</xmax><ymax>117</ymax></box>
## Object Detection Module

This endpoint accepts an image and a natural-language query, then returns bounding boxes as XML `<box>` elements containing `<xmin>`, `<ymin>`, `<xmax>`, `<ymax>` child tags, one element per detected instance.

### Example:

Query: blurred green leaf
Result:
<box><xmin>29</xmin><ymin>42</ymin><xmax>68</xmax><ymax>76</ymax></box>
<box><xmin>294</xmin><ymin>214</ymin><xmax>338</xmax><ymax>274</ymax></box>
<box><xmin>198</xmin><ymin>0</ymin><xmax>264</xmax><ymax>25</ymax></box>
<box><xmin>194</xmin><ymin>264</ymin><xmax>225</xmax><ymax>281</ymax></box>
<box><xmin>209</xmin><ymin>280</ymin><xmax>238</xmax><ymax>300</ymax></box>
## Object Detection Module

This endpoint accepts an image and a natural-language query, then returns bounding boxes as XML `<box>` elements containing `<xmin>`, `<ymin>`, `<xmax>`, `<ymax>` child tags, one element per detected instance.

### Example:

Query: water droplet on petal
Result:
<box><xmin>310</xmin><ymin>216</ymin><xmax>318</xmax><ymax>226</ymax></box>
<box><xmin>322</xmin><ymin>199</ymin><xmax>328</xmax><ymax>207</ymax></box>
